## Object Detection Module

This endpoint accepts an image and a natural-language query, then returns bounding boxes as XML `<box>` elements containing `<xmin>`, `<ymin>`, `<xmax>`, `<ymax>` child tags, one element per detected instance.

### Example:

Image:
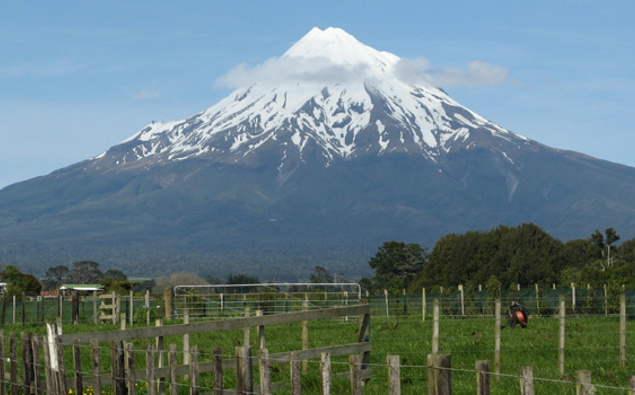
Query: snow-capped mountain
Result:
<box><xmin>94</xmin><ymin>27</ymin><xmax>528</xmax><ymax>175</ymax></box>
<box><xmin>1</xmin><ymin>27</ymin><xmax>635</xmax><ymax>279</ymax></box>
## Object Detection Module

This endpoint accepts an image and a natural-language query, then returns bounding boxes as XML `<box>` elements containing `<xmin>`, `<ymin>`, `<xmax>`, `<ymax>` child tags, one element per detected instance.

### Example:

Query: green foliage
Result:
<box><xmin>0</xmin><ymin>264</ymin><xmax>42</xmax><ymax>297</ymax></box>
<box><xmin>418</xmin><ymin>223</ymin><xmax>563</xmax><ymax>289</ymax></box>
<box><xmin>69</xmin><ymin>261</ymin><xmax>103</xmax><ymax>283</ymax></box>
<box><xmin>485</xmin><ymin>275</ymin><xmax>502</xmax><ymax>301</ymax></box>
<box><xmin>367</xmin><ymin>241</ymin><xmax>427</xmax><ymax>294</ymax></box>
<box><xmin>103</xmin><ymin>269</ymin><xmax>127</xmax><ymax>280</ymax></box>
<box><xmin>100</xmin><ymin>277</ymin><xmax>135</xmax><ymax>294</ymax></box>
<box><xmin>42</xmin><ymin>264</ymin><xmax>71</xmax><ymax>290</ymax></box>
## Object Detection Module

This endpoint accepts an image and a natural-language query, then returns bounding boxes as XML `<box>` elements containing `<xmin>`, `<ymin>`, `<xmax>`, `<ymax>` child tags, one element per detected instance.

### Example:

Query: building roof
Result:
<box><xmin>59</xmin><ymin>284</ymin><xmax>104</xmax><ymax>292</ymax></box>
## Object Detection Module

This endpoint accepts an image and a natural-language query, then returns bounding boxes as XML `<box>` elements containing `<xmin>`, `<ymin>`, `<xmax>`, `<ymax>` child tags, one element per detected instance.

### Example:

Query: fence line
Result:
<box><xmin>48</xmin><ymin>303</ymin><xmax>370</xmax><ymax>394</ymax></box>
<box><xmin>3</xmin><ymin>283</ymin><xmax>634</xmax><ymax>327</ymax></box>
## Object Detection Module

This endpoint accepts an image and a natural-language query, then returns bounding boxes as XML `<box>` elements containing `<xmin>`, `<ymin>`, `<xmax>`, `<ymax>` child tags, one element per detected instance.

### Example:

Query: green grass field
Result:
<box><xmin>3</xmin><ymin>296</ymin><xmax>635</xmax><ymax>394</ymax></box>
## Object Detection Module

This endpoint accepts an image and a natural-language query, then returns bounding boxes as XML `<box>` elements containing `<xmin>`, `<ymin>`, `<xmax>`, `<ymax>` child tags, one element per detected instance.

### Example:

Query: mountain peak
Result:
<box><xmin>96</xmin><ymin>27</ymin><xmax>527</xmax><ymax>171</ymax></box>
<box><xmin>284</xmin><ymin>27</ymin><xmax>398</xmax><ymax>70</ymax></box>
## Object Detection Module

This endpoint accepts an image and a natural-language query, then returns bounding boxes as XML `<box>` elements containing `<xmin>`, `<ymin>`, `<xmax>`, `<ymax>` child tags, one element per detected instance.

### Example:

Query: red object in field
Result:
<box><xmin>515</xmin><ymin>310</ymin><xmax>527</xmax><ymax>328</ymax></box>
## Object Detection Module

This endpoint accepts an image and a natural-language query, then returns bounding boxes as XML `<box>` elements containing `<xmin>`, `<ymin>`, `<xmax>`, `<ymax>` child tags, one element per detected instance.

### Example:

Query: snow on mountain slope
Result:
<box><xmin>95</xmin><ymin>27</ymin><xmax>530</xmax><ymax>171</ymax></box>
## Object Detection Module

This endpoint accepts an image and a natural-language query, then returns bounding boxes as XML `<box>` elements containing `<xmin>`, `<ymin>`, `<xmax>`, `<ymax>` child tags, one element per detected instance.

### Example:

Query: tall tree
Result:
<box><xmin>416</xmin><ymin>223</ymin><xmax>562</xmax><ymax>289</ymax></box>
<box><xmin>0</xmin><ymin>265</ymin><xmax>42</xmax><ymax>297</ymax></box>
<box><xmin>590</xmin><ymin>228</ymin><xmax>620</xmax><ymax>269</ymax></box>
<box><xmin>605</xmin><ymin>227</ymin><xmax>620</xmax><ymax>266</ymax></box>
<box><xmin>368</xmin><ymin>241</ymin><xmax>427</xmax><ymax>293</ymax></box>
<box><xmin>42</xmin><ymin>265</ymin><xmax>70</xmax><ymax>290</ymax></box>
<box><xmin>69</xmin><ymin>261</ymin><xmax>103</xmax><ymax>283</ymax></box>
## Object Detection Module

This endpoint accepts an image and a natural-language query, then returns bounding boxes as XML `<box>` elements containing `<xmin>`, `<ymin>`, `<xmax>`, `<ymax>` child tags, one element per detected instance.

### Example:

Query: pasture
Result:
<box><xmin>2</xmin><ymin>287</ymin><xmax>635</xmax><ymax>393</ymax></box>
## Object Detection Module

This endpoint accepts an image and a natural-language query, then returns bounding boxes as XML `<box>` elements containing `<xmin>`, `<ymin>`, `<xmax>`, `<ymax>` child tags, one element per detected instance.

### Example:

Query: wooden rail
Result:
<box><xmin>60</xmin><ymin>304</ymin><xmax>370</xmax><ymax>344</ymax></box>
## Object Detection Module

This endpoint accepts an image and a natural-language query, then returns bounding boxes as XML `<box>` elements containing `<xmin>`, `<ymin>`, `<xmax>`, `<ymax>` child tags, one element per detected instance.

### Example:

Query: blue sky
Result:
<box><xmin>1</xmin><ymin>1</ymin><xmax>634</xmax><ymax>189</ymax></box>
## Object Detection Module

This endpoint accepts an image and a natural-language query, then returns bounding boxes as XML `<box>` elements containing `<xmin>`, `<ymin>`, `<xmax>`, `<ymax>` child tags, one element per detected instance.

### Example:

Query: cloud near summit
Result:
<box><xmin>393</xmin><ymin>58</ymin><xmax>509</xmax><ymax>88</ymax></box>
<box><xmin>215</xmin><ymin>56</ymin><xmax>368</xmax><ymax>88</ymax></box>
<box><xmin>215</xmin><ymin>55</ymin><xmax>508</xmax><ymax>89</ymax></box>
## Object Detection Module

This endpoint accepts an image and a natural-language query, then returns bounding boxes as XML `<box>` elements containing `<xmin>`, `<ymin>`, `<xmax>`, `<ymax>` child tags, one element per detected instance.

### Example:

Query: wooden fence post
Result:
<box><xmin>72</xmin><ymin>291</ymin><xmax>79</xmax><ymax>325</ymax></box>
<box><xmin>259</xmin><ymin>348</ymin><xmax>271</xmax><ymax>395</ymax></box>
<box><xmin>290</xmin><ymin>351</ymin><xmax>301</xmax><ymax>395</ymax></box>
<box><xmin>146</xmin><ymin>343</ymin><xmax>156</xmax><ymax>395</ymax></box>
<box><xmin>350</xmin><ymin>354</ymin><xmax>362</xmax><ymax>395</ymax></box>
<box><xmin>357</xmin><ymin>304</ymin><xmax>371</xmax><ymax>381</ymax></box>
<box><xmin>576</xmin><ymin>370</ymin><xmax>594</xmax><ymax>395</ymax></box>
<box><xmin>235</xmin><ymin>346</ymin><xmax>253</xmax><ymax>395</ymax></box>
<box><xmin>183</xmin><ymin>311</ymin><xmax>190</xmax><ymax>368</ymax></box>
<box><xmin>155</xmin><ymin>319</ymin><xmax>165</xmax><ymax>395</ymax></box>
<box><xmin>384</xmin><ymin>289</ymin><xmax>389</xmax><ymax>319</ymax></box>
<box><xmin>432</xmin><ymin>299</ymin><xmax>440</xmax><ymax>354</ymax></box>
<box><xmin>56</xmin><ymin>336</ymin><xmax>68</xmax><ymax>395</ymax></box>
<box><xmin>169</xmin><ymin>344</ymin><xmax>177</xmax><ymax>395</ymax></box>
<box><xmin>129</xmin><ymin>290</ymin><xmax>134</xmax><ymax>326</ymax></box>
<box><xmin>111</xmin><ymin>341</ymin><xmax>126</xmax><ymax>395</ymax></box>
<box><xmin>92</xmin><ymin>339</ymin><xmax>102</xmax><ymax>395</ymax></box>
<box><xmin>145</xmin><ymin>290</ymin><xmax>151</xmax><ymax>326</ymax></box>
<box><xmin>73</xmin><ymin>339</ymin><xmax>84</xmax><ymax>395</ymax></box>
<box><xmin>94</xmin><ymin>290</ymin><xmax>98</xmax><ymax>324</ymax></box>
<box><xmin>42</xmin><ymin>329</ymin><xmax>53</xmax><ymax>395</ymax></box>
<box><xmin>459</xmin><ymin>284</ymin><xmax>465</xmax><ymax>316</ymax></box>
<box><xmin>476</xmin><ymin>360</ymin><xmax>490</xmax><ymax>395</ymax></box>
<box><xmin>190</xmin><ymin>345</ymin><xmax>199</xmax><ymax>395</ymax></box>
<box><xmin>213</xmin><ymin>348</ymin><xmax>223</xmax><ymax>395</ymax></box>
<box><xmin>302</xmin><ymin>300</ymin><xmax>309</xmax><ymax>373</ymax></box>
<box><xmin>628</xmin><ymin>376</ymin><xmax>635</xmax><ymax>395</ymax></box>
<box><xmin>32</xmin><ymin>335</ymin><xmax>42</xmax><ymax>395</ymax></box>
<box><xmin>126</xmin><ymin>343</ymin><xmax>136</xmax><ymax>395</ymax></box>
<box><xmin>10</xmin><ymin>333</ymin><xmax>17</xmax><ymax>395</ymax></box>
<box><xmin>427</xmin><ymin>353</ymin><xmax>451</xmax><ymax>395</ymax></box>
<box><xmin>256</xmin><ymin>309</ymin><xmax>266</xmax><ymax>350</ymax></box>
<box><xmin>387</xmin><ymin>355</ymin><xmax>400</xmax><ymax>395</ymax></box>
<box><xmin>571</xmin><ymin>282</ymin><xmax>576</xmax><ymax>313</ymax></box>
<box><xmin>56</xmin><ymin>294</ymin><xmax>61</xmax><ymax>323</ymax></box>
<box><xmin>559</xmin><ymin>295</ymin><xmax>566</xmax><ymax>376</ymax></box>
<box><xmin>164</xmin><ymin>288</ymin><xmax>172</xmax><ymax>321</ymax></box>
<box><xmin>243</xmin><ymin>306</ymin><xmax>251</xmax><ymax>346</ymax></box>
<box><xmin>321</xmin><ymin>352</ymin><xmax>331</xmax><ymax>395</ymax></box>
<box><xmin>495</xmin><ymin>299</ymin><xmax>501</xmax><ymax>377</ymax></box>
<box><xmin>621</xmin><ymin>293</ymin><xmax>627</xmax><ymax>368</ymax></box>
<box><xmin>21</xmin><ymin>332</ymin><xmax>34</xmax><ymax>394</ymax></box>
<box><xmin>422</xmin><ymin>287</ymin><xmax>426</xmax><ymax>322</ymax></box>
<box><xmin>519</xmin><ymin>366</ymin><xmax>534</xmax><ymax>395</ymax></box>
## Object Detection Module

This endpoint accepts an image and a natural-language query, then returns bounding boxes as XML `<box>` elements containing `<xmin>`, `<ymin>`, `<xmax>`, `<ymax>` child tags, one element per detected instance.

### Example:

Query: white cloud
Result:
<box><xmin>465</xmin><ymin>61</ymin><xmax>509</xmax><ymax>86</ymax></box>
<box><xmin>393</xmin><ymin>57</ymin><xmax>435</xmax><ymax>87</ymax></box>
<box><xmin>396</xmin><ymin>58</ymin><xmax>509</xmax><ymax>88</ymax></box>
<box><xmin>215</xmin><ymin>56</ymin><xmax>370</xmax><ymax>88</ymax></box>
<box><xmin>216</xmin><ymin>55</ymin><xmax>509</xmax><ymax>89</ymax></box>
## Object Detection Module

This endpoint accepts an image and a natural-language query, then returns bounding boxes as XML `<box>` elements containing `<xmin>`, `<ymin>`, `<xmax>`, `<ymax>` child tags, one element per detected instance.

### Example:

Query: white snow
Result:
<box><xmin>102</xmin><ymin>27</ymin><xmax>530</xmax><ymax>167</ymax></box>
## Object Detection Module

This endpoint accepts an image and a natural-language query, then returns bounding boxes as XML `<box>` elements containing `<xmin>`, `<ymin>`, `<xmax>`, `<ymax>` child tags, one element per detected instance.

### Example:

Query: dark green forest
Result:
<box><xmin>362</xmin><ymin>223</ymin><xmax>635</xmax><ymax>294</ymax></box>
<box><xmin>4</xmin><ymin>222</ymin><xmax>635</xmax><ymax>297</ymax></box>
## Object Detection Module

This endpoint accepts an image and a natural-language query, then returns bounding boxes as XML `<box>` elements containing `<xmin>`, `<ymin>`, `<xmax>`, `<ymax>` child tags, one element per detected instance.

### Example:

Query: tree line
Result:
<box><xmin>362</xmin><ymin>223</ymin><xmax>635</xmax><ymax>294</ymax></box>
<box><xmin>4</xmin><ymin>222</ymin><xmax>634</xmax><ymax>298</ymax></box>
